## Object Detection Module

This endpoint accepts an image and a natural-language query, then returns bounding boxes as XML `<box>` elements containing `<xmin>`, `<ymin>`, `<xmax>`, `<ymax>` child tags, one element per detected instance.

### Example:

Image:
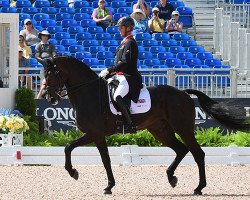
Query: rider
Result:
<box><xmin>99</xmin><ymin>16</ymin><xmax>142</xmax><ymax>133</ymax></box>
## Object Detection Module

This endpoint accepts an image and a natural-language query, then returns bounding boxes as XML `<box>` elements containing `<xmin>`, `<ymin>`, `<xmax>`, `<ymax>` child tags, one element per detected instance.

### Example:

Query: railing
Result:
<box><xmin>17</xmin><ymin>67</ymin><xmax>250</xmax><ymax>98</ymax></box>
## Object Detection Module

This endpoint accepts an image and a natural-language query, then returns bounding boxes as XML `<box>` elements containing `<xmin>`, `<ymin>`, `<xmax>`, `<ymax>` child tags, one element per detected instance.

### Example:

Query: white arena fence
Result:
<box><xmin>1</xmin><ymin>146</ymin><xmax>249</xmax><ymax>166</ymax></box>
<box><xmin>18</xmin><ymin>67</ymin><xmax>250</xmax><ymax>98</ymax></box>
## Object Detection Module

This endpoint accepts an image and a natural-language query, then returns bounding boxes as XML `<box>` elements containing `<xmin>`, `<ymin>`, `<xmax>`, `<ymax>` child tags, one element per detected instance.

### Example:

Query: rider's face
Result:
<box><xmin>119</xmin><ymin>26</ymin><xmax>127</xmax><ymax>37</ymax></box>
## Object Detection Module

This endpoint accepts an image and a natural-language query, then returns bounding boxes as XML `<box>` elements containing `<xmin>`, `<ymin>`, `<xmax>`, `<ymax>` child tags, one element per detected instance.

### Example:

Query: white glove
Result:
<box><xmin>107</xmin><ymin>78</ymin><xmax>113</xmax><ymax>84</ymax></box>
<box><xmin>99</xmin><ymin>68</ymin><xmax>109</xmax><ymax>78</ymax></box>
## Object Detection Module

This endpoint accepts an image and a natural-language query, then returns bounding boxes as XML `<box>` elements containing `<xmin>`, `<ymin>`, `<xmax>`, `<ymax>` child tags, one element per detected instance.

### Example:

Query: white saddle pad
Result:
<box><xmin>109</xmin><ymin>85</ymin><xmax>151</xmax><ymax>115</ymax></box>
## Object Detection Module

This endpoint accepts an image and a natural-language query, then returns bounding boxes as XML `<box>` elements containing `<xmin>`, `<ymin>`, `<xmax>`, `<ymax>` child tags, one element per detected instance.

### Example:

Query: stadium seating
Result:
<box><xmin>138</xmin><ymin>51</ymin><xmax>153</xmax><ymax>60</ymax></box>
<box><xmin>149</xmin><ymin>46</ymin><xmax>166</xmax><ymax>56</ymax></box>
<box><xmin>34</xmin><ymin>0</ymin><xmax>50</xmax><ymax>8</ymax></box>
<box><xmin>184</xmin><ymin>58</ymin><xmax>203</xmax><ymax>67</ymax></box>
<box><xmin>75</xmin><ymin>32</ymin><xmax>93</xmax><ymax>44</ymax></box>
<box><xmin>152</xmin><ymin>33</ymin><xmax>171</xmax><ymax>41</ymax></box>
<box><xmin>164</xmin><ymin>58</ymin><xmax>182</xmax><ymax>68</ymax></box>
<box><xmin>157</xmin><ymin>52</ymin><xmax>174</xmax><ymax>64</ymax></box>
<box><xmin>176</xmin><ymin>52</ymin><xmax>194</xmax><ymax>63</ymax></box>
<box><xmin>33</xmin><ymin>13</ymin><xmax>50</xmax><ymax>22</ymax></box>
<box><xmin>73</xmin><ymin>13</ymin><xmax>91</xmax><ymax>22</ymax></box>
<box><xmin>55</xmin><ymin>32</ymin><xmax>70</xmax><ymax>40</ymax></box>
<box><xmin>204</xmin><ymin>58</ymin><xmax>222</xmax><ymax>67</ymax></box>
<box><xmin>196</xmin><ymin>52</ymin><xmax>213</xmax><ymax>63</ymax></box>
<box><xmin>104</xmin><ymin>58</ymin><xmax>115</xmax><ymax>66</ymax></box>
<box><xmin>54</xmin><ymin>0</ymin><xmax>69</xmax><ymax>8</ymax></box>
<box><xmin>0</xmin><ymin>0</ymin><xmax>10</xmax><ymax>7</ymax></box>
<box><xmin>75</xmin><ymin>51</ymin><xmax>92</xmax><ymax>60</ymax></box>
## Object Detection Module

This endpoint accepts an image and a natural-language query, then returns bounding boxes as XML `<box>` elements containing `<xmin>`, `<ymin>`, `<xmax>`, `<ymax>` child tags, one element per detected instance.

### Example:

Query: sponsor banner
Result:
<box><xmin>36</xmin><ymin>99</ymin><xmax>250</xmax><ymax>132</ymax></box>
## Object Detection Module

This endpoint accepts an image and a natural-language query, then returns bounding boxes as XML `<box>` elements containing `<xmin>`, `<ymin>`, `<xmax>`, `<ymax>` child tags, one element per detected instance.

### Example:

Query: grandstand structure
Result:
<box><xmin>0</xmin><ymin>0</ymin><xmax>249</xmax><ymax>102</ymax></box>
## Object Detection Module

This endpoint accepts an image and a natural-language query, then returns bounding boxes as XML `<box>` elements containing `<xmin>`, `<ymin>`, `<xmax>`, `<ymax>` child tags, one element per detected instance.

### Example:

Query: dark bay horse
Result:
<box><xmin>44</xmin><ymin>56</ymin><xmax>249</xmax><ymax>195</ymax></box>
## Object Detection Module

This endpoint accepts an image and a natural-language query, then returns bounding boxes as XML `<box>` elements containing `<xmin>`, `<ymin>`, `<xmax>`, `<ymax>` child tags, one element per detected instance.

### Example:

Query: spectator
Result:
<box><xmin>18</xmin><ymin>46</ymin><xmax>31</xmax><ymax>88</ymax></box>
<box><xmin>166</xmin><ymin>11</ymin><xmax>183</xmax><ymax>35</ymax></box>
<box><xmin>133</xmin><ymin>0</ymin><xmax>150</xmax><ymax>18</ymax></box>
<box><xmin>19</xmin><ymin>19</ymin><xmax>40</xmax><ymax>46</ymax></box>
<box><xmin>10</xmin><ymin>0</ymin><xmax>16</xmax><ymax>7</ymax></box>
<box><xmin>91</xmin><ymin>0</ymin><xmax>112</xmax><ymax>30</ymax></box>
<box><xmin>130</xmin><ymin>9</ymin><xmax>148</xmax><ymax>34</ymax></box>
<box><xmin>35</xmin><ymin>30</ymin><xmax>56</xmax><ymax>99</ymax></box>
<box><xmin>156</xmin><ymin>0</ymin><xmax>174</xmax><ymax>21</ymax></box>
<box><xmin>19</xmin><ymin>35</ymin><xmax>32</xmax><ymax>58</ymax></box>
<box><xmin>148</xmin><ymin>7</ymin><xmax>165</xmax><ymax>34</ymax></box>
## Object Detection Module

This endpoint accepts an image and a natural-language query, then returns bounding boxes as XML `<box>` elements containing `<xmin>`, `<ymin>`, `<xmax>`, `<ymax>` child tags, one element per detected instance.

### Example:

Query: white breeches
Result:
<box><xmin>113</xmin><ymin>75</ymin><xmax>129</xmax><ymax>101</ymax></box>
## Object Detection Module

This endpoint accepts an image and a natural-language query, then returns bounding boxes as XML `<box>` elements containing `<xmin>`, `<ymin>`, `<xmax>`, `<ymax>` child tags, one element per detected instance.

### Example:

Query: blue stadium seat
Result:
<box><xmin>40</xmin><ymin>19</ymin><xmax>56</xmax><ymax>28</ymax></box>
<box><xmin>68</xmin><ymin>45</ymin><xmax>85</xmax><ymax>53</ymax></box>
<box><xmin>55</xmin><ymin>13</ymin><xmax>71</xmax><ymax>23</ymax></box>
<box><xmin>149</xmin><ymin>46</ymin><xmax>166</xmax><ymax>56</ymax></box>
<box><xmin>157</xmin><ymin>52</ymin><xmax>174</xmax><ymax>64</ymax></box>
<box><xmin>138</xmin><ymin>46</ymin><xmax>145</xmax><ymax>52</ymax></box>
<box><xmin>40</xmin><ymin>7</ymin><xmax>57</xmax><ymax>15</ymax></box>
<box><xmin>75</xmin><ymin>52</ymin><xmax>92</xmax><ymax>60</ymax></box>
<box><xmin>75</xmin><ymin>32</ymin><xmax>92</xmax><ymax>43</ymax></box>
<box><xmin>176</xmin><ymin>52</ymin><xmax>194</xmax><ymax>63</ymax></box>
<box><xmin>177</xmin><ymin>6</ymin><xmax>193</xmax><ymax>15</ymax></box>
<box><xmin>19</xmin><ymin>13</ymin><xmax>31</xmax><ymax>21</ymax></box>
<box><xmin>48</xmin><ymin>39</ymin><xmax>58</xmax><ymax>45</ymax></box>
<box><xmin>134</xmin><ymin>33</ymin><xmax>151</xmax><ymax>41</ymax></box>
<box><xmin>73</xmin><ymin>13</ymin><xmax>91</xmax><ymax>22</ymax></box>
<box><xmin>117</xmin><ymin>7</ymin><xmax>133</xmax><ymax>14</ymax></box>
<box><xmin>57</xmin><ymin>51</ymin><xmax>71</xmax><ymax>56</ymax></box>
<box><xmin>82</xmin><ymin>39</ymin><xmax>99</xmax><ymax>47</ymax></box>
<box><xmin>29</xmin><ymin>58</ymin><xmax>38</xmax><ymax>67</ymax></box>
<box><xmin>55</xmin><ymin>45</ymin><xmax>66</xmax><ymax>53</ymax></box>
<box><xmin>68</xmin><ymin>26</ymin><xmax>84</xmax><ymax>38</ymax></box>
<box><xmin>138</xmin><ymin>51</ymin><xmax>153</xmax><ymax>59</ymax></box>
<box><xmin>196</xmin><ymin>52</ymin><xmax>213</xmax><ymax>63</ymax></box>
<box><xmin>173</xmin><ymin>33</ymin><xmax>190</xmax><ymax>41</ymax></box>
<box><xmin>34</xmin><ymin>0</ymin><xmax>50</xmax><ymax>8</ymax></box>
<box><xmin>113</xmin><ymin>13</ymin><xmax>129</xmax><ymax>21</ymax></box>
<box><xmin>170</xmin><ymin>1</ymin><xmax>185</xmax><ymax>9</ymax></box>
<box><xmin>164</xmin><ymin>58</ymin><xmax>182</xmax><ymax>68</ymax></box>
<box><xmin>143</xmin><ymin>59</ymin><xmax>161</xmax><ymax>68</ymax></box>
<box><xmin>95</xmin><ymin>33</ymin><xmax>112</xmax><ymax>41</ymax></box>
<box><xmin>180</xmin><ymin>40</ymin><xmax>197</xmax><ymax>49</ymax></box>
<box><xmin>169</xmin><ymin>46</ymin><xmax>185</xmax><ymax>55</ymax></box>
<box><xmin>61</xmin><ymin>39</ymin><xmax>77</xmax><ymax>47</ymax></box>
<box><xmin>21</xmin><ymin>7</ymin><xmax>38</xmax><ymax>15</ymax></box>
<box><xmin>36</xmin><ymin>26</ymin><xmax>43</xmax><ymax>32</ymax></box>
<box><xmin>61</xmin><ymin>19</ymin><xmax>78</xmax><ymax>29</ymax></box>
<box><xmin>59</xmin><ymin>7</ymin><xmax>75</xmax><ymax>14</ymax></box>
<box><xmin>152</xmin><ymin>33</ymin><xmax>170</xmax><ymax>41</ymax></box>
<box><xmin>178</xmin><ymin>16</ymin><xmax>193</xmax><ymax>28</ymax></box>
<box><xmin>96</xmin><ymin>51</ymin><xmax>113</xmax><ymax>64</ymax></box>
<box><xmin>47</xmin><ymin>26</ymin><xmax>63</xmax><ymax>34</ymax></box>
<box><xmin>74</xmin><ymin>1</ymin><xmax>90</xmax><ymax>9</ymax></box>
<box><xmin>54</xmin><ymin>0</ymin><xmax>69</xmax><ymax>8</ymax></box>
<box><xmin>55</xmin><ymin>32</ymin><xmax>71</xmax><ymax>40</ymax></box>
<box><xmin>150</xmin><ymin>1</ymin><xmax>158</xmax><ymax>8</ymax></box>
<box><xmin>102</xmin><ymin>40</ymin><xmax>119</xmax><ymax>48</ymax></box>
<box><xmin>108</xmin><ymin>46</ymin><xmax>118</xmax><ymax>53</ymax></box>
<box><xmin>0</xmin><ymin>7</ymin><xmax>17</xmax><ymax>13</ymax></box>
<box><xmin>80</xmin><ymin>19</ymin><xmax>96</xmax><ymax>28</ymax></box>
<box><xmin>104</xmin><ymin>58</ymin><xmax>115</xmax><ymax>66</ymax></box>
<box><xmin>204</xmin><ymin>58</ymin><xmax>222</xmax><ymax>67</ymax></box>
<box><xmin>142</xmin><ymin>40</ymin><xmax>159</xmax><ymax>48</ymax></box>
<box><xmin>89</xmin><ymin>46</ymin><xmax>105</xmax><ymax>55</ymax></box>
<box><xmin>83</xmin><ymin>58</ymin><xmax>99</xmax><ymax>66</ymax></box>
<box><xmin>111</xmin><ymin>1</ymin><xmax>126</xmax><ymax>8</ymax></box>
<box><xmin>188</xmin><ymin>46</ymin><xmax>205</xmax><ymax>54</ymax></box>
<box><xmin>106</xmin><ymin>26</ymin><xmax>119</xmax><ymax>34</ymax></box>
<box><xmin>0</xmin><ymin>0</ymin><xmax>10</xmax><ymax>7</ymax></box>
<box><xmin>114</xmin><ymin>33</ymin><xmax>123</xmax><ymax>41</ymax></box>
<box><xmin>161</xmin><ymin>39</ymin><xmax>178</xmax><ymax>47</ymax></box>
<box><xmin>87</xmin><ymin>26</ymin><xmax>103</xmax><ymax>34</ymax></box>
<box><xmin>16</xmin><ymin>0</ymin><xmax>31</xmax><ymax>8</ymax></box>
<box><xmin>92</xmin><ymin>1</ymin><xmax>108</xmax><ymax>7</ymax></box>
<box><xmin>33</xmin><ymin>13</ymin><xmax>50</xmax><ymax>22</ymax></box>
<box><xmin>80</xmin><ymin>7</ymin><xmax>94</xmax><ymax>15</ymax></box>
<box><xmin>184</xmin><ymin>58</ymin><xmax>202</xmax><ymax>67</ymax></box>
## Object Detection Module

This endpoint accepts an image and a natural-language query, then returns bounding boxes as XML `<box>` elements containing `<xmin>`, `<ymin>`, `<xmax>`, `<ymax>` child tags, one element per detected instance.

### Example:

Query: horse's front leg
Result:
<box><xmin>64</xmin><ymin>133</ymin><xmax>93</xmax><ymax>180</ymax></box>
<box><xmin>96</xmin><ymin>139</ymin><xmax>115</xmax><ymax>195</ymax></box>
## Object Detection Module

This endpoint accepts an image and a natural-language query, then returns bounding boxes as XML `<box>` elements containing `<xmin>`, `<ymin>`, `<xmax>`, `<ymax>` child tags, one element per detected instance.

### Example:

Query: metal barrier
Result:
<box><xmin>18</xmin><ymin>67</ymin><xmax>250</xmax><ymax>98</ymax></box>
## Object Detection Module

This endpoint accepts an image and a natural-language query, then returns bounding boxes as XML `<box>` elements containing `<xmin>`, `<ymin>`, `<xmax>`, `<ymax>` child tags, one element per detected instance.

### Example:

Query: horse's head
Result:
<box><xmin>44</xmin><ymin>57</ymin><xmax>65</xmax><ymax>105</ymax></box>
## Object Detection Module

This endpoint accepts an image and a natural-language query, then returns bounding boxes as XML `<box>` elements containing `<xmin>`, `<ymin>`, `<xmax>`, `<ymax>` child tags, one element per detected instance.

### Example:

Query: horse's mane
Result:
<box><xmin>55</xmin><ymin>56</ymin><xmax>98</xmax><ymax>78</ymax></box>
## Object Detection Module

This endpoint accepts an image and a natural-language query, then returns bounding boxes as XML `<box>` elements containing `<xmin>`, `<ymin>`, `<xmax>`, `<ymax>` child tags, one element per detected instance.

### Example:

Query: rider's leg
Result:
<box><xmin>114</xmin><ymin>75</ymin><xmax>136</xmax><ymax>133</ymax></box>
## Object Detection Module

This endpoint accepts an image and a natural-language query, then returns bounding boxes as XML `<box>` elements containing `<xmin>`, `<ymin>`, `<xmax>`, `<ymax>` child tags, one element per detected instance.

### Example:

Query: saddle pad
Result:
<box><xmin>109</xmin><ymin>87</ymin><xmax>151</xmax><ymax>115</ymax></box>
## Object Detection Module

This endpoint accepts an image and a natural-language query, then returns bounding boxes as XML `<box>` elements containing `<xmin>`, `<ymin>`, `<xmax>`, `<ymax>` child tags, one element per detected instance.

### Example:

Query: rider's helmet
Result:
<box><xmin>116</xmin><ymin>16</ymin><xmax>135</xmax><ymax>28</ymax></box>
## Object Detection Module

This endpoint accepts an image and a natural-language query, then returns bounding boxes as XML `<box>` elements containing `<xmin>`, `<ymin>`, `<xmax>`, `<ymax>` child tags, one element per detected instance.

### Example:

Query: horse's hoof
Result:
<box><xmin>72</xmin><ymin>169</ymin><xmax>79</xmax><ymax>180</ymax></box>
<box><xmin>170</xmin><ymin>176</ymin><xmax>178</xmax><ymax>188</ymax></box>
<box><xmin>103</xmin><ymin>189</ymin><xmax>112</xmax><ymax>195</ymax></box>
<box><xmin>193</xmin><ymin>190</ymin><xmax>202</xmax><ymax>195</ymax></box>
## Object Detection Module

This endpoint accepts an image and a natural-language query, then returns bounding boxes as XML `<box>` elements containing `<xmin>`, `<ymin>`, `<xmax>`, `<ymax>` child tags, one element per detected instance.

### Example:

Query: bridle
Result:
<box><xmin>45</xmin><ymin>61</ymin><xmax>101</xmax><ymax>99</ymax></box>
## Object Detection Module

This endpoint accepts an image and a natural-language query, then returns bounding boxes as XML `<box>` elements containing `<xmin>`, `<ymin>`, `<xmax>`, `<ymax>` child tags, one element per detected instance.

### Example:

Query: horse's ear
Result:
<box><xmin>44</xmin><ymin>57</ymin><xmax>54</xmax><ymax>69</ymax></box>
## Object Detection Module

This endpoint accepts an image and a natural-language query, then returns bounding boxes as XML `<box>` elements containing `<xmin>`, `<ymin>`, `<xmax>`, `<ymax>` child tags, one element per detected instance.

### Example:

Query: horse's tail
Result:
<box><xmin>184</xmin><ymin>89</ymin><xmax>250</xmax><ymax>131</ymax></box>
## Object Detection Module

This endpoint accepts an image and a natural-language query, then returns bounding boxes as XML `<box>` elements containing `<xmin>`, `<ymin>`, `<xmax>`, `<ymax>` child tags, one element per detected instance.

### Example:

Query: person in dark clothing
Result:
<box><xmin>156</xmin><ymin>0</ymin><xmax>174</xmax><ymax>21</ymax></box>
<box><xmin>99</xmin><ymin>16</ymin><xmax>142</xmax><ymax>133</ymax></box>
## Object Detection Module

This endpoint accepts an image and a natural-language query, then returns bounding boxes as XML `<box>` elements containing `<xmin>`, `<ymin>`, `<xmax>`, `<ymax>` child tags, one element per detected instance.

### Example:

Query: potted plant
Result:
<box><xmin>0</xmin><ymin>114</ymin><xmax>29</xmax><ymax>146</ymax></box>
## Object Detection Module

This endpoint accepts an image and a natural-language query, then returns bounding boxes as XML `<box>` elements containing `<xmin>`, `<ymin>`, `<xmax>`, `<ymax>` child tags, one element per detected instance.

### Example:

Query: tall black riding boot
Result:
<box><xmin>115</xmin><ymin>95</ymin><xmax>137</xmax><ymax>133</ymax></box>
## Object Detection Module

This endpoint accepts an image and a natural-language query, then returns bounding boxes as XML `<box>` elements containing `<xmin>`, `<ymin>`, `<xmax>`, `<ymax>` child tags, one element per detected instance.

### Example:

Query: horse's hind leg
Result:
<box><xmin>148</xmin><ymin>121</ymin><xmax>189</xmax><ymax>188</ymax></box>
<box><xmin>64</xmin><ymin>133</ymin><xmax>93</xmax><ymax>180</ymax></box>
<box><xmin>96</xmin><ymin>139</ymin><xmax>115</xmax><ymax>195</ymax></box>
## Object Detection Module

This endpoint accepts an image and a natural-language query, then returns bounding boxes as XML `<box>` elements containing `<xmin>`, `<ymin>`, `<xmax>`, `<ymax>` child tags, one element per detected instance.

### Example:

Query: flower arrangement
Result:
<box><xmin>0</xmin><ymin>114</ymin><xmax>29</xmax><ymax>134</ymax></box>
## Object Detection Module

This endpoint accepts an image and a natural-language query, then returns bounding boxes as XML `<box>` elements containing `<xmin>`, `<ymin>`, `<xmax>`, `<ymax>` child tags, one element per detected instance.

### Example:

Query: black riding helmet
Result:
<box><xmin>116</xmin><ymin>16</ymin><xmax>135</xmax><ymax>28</ymax></box>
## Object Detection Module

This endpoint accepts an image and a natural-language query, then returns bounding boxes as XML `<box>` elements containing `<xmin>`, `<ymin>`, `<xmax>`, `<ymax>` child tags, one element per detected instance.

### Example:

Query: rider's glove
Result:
<box><xmin>99</xmin><ymin>68</ymin><xmax>109</xmax><ymax>78</ymax></box>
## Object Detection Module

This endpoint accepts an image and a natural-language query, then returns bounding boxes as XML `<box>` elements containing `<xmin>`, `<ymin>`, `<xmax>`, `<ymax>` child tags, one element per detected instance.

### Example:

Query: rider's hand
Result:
<box><xmin>99</xmin><ymin>68</ymin><xmax>109</xmax><ymax>78</ymax></box>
